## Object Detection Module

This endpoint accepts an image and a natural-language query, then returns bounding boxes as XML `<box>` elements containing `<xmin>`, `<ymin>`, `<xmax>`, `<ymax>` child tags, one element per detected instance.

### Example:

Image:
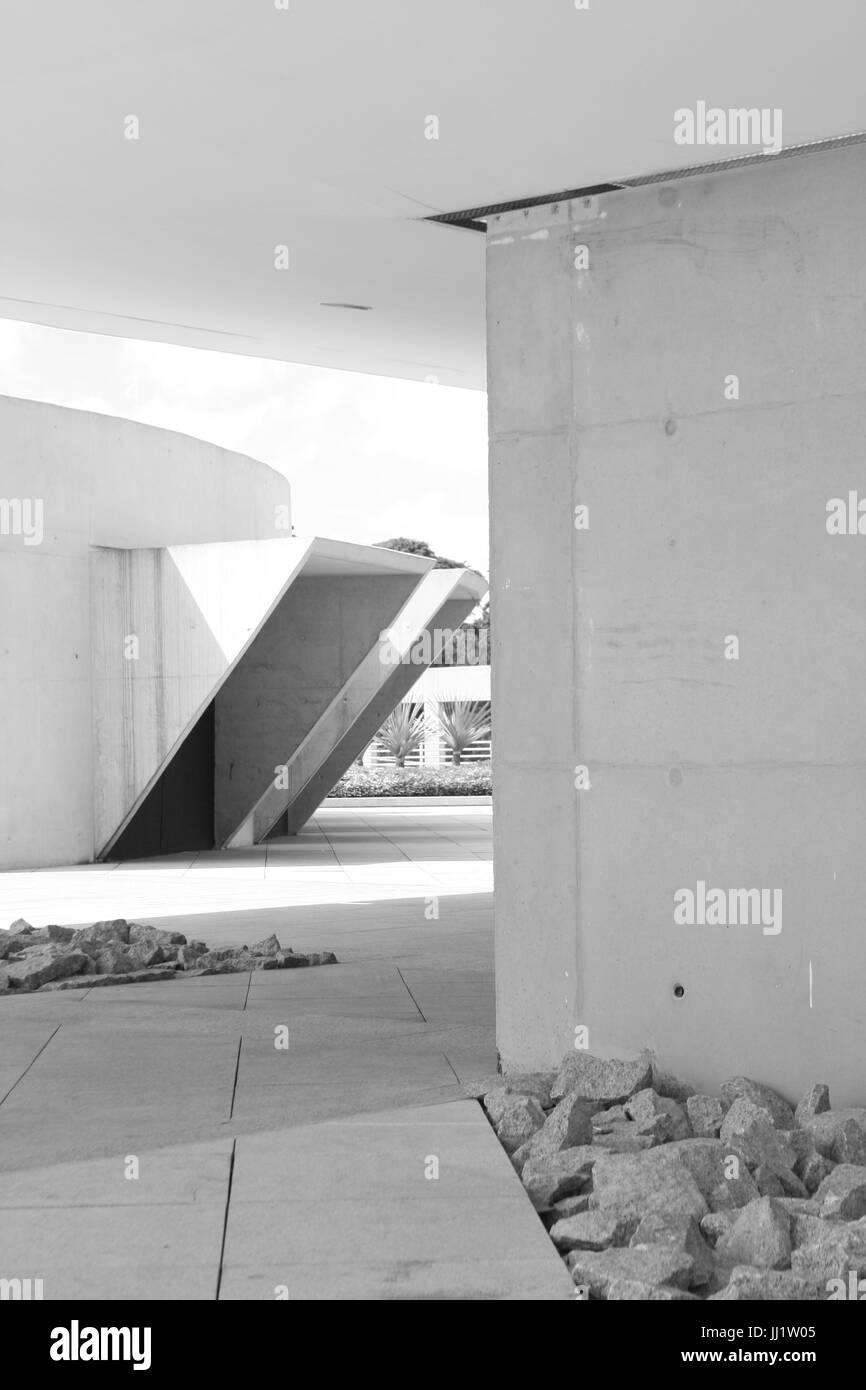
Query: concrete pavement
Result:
<box><xmin>0</xmin><ymin>807</ymin><xmax>572</xmax><ymax>1300</ymax></box>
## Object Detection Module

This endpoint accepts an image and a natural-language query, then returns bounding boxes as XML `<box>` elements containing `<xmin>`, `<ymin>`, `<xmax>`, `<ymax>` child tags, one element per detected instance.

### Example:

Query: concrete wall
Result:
<box><xmin>487</xmin><ymin>143</ymin><xmax>866</xmax><ymax>1104</ymax></box>
<box><xmin>0</xmin><ymin>396</ymin><xmax>290</xmax><ymax>869</ymax></box>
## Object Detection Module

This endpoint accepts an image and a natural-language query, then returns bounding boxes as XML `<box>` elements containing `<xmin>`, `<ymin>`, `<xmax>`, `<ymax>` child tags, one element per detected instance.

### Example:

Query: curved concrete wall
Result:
<box><xmin>0</xmin><ymin>395</ymin><xmax>290</xmax><ymax>869</ymax></box>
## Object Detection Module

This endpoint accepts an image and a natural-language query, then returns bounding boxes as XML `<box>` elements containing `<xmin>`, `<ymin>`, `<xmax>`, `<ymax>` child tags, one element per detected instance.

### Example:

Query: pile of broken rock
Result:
<box><xmin>467</xmin><ymin>1049</ymin><xmax>866</xmax><ymax>1300</ymax></box>
<box><xmin>0</xmin><ymin>919</ymin><xmax>337</xmax><ymax>994</ymax></box>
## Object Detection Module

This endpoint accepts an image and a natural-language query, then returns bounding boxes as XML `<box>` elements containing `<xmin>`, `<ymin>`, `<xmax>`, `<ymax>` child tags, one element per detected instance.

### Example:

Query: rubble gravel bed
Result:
<box><xmin>0</xmin><ymin>918</ymin><xmax>337</xmax><ymax>993</ymax></box>
<box><xmin>465</xmin><ymin>1051</ymin><xmax>866</xmax><ymax>1300</ymax></box>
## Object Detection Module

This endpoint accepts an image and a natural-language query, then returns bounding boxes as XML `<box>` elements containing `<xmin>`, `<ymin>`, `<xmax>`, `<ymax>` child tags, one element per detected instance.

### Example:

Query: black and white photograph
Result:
<box><xmin>1</xmin><ymin>0</ymin><xmax>865</xmax><ymax>1355</ymax></box>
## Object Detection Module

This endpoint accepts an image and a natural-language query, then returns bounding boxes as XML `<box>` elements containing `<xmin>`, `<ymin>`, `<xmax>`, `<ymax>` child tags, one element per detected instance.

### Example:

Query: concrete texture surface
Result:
<box><xmin>0</xmin><ymin>807</ymin><xmax>571</xmax><ymax>1300</ymax></box>
<box><xmin>487</xmin><ymin>143</ymin><xmax>866</xmax><ymax>1104</ymax></box>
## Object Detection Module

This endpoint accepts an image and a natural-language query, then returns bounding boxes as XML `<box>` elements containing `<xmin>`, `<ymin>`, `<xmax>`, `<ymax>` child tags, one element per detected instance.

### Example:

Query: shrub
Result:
<box><xmin>329</xmin><ymin>762</ymin><xmax>492</xmax><ymax>798</ymax></box>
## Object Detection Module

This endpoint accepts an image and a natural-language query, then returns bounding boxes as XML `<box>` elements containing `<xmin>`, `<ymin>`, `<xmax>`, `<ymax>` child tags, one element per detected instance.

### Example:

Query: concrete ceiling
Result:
<box><xmin>2</xmin><ymin>0</ymin><xmax>865</xmax><ymax>388</ymax></box>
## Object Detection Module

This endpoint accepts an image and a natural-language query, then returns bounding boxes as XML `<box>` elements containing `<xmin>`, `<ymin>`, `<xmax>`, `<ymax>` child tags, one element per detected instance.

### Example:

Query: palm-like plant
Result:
<box><xmin>376</xmin><ymin>705</ymin><xmax>427</xmax><ymax>768</ymax></box>
<box><xmin>436</xmin><ymin>700</ymin><xmax>491</xmax><ymax>766</ymax></box>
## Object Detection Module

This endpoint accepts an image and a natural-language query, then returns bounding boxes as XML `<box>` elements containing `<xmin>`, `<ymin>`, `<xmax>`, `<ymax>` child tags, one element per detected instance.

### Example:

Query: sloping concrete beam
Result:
<box><xmin>221</xmin><ymin>566</ymin><xmax>487</xmax><ymax>846</ymax></box>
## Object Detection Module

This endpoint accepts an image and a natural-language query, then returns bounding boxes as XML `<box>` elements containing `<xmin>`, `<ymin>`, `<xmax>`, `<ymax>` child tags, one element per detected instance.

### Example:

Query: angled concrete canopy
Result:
<box><xmin>99</xmin><ymin>535</ymin><xmax>485</xmax><ymax>859</ymax></box>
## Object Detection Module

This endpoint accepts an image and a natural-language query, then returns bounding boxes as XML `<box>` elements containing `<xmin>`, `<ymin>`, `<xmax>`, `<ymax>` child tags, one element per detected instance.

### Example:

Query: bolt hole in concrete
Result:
<box><xmin>674</xmin><ymin>984</ymin><xmax>685</xmax><ymax>998</ymax></box>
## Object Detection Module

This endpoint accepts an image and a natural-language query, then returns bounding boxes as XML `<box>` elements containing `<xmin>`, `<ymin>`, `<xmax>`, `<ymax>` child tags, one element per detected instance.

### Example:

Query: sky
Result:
<box><xmin>0</xmin><ymin>318</ymin><xmax>490</xmax><ymax>577</ymax></box>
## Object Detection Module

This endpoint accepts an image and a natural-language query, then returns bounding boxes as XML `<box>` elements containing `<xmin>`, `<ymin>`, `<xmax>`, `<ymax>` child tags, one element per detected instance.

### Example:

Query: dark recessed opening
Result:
<box><xmin>674</xmin><ymin>983</ymin><xmax>685</xmax><ymax>999</ymax></box>
<box><xmin>109</xmin><ymin>701</ymin><xmax>216</xmax><ymax>859</ymax></box>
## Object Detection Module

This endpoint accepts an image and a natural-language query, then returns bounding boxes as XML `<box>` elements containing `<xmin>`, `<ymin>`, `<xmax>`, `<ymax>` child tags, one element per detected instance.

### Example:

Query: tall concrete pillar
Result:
<box><xmin>487</xmin><ymin>144</ymin><xmax>866</xmax><ymax>1103</ymax></box>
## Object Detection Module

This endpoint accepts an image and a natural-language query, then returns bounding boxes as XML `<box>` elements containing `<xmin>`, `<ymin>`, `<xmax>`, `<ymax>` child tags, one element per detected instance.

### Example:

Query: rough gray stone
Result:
<box><xmin>790</xmin><ymin>1216</ymin><xmax>866</xmax><ymax>1283</ymax></box>
<box><xmin>551</xmin><ymin>1050</ymin><xmax>653</xmax><ymax>1105</ymax></box>
<box><xmin>567</xmin><ymin>1244</ymin><xmax>695</xmax><ymax>1296</ymax></box>
<box><xmin>777</xmin><ymin>1197</ymin><xmax>821</xmax><ymax>1219</ymax></box>
<box><xmin>126</xmin><ymin>942</ymin><xmax>170</xmax><ymax>968</ymax></box>
<box><xmin>127</xmin><ymin>923</ymin><xmax>187</xmax><ymax>947</ymax></box>
<box><xmin>176</xmin><ymin>942</ymin><xmax>209</xmax><ymax>969</ymax></box>
<box><xmin>753</xmin><ymin>1164</ymin><xmax>786</xmax><ymax>1198</ymax></box>
<box><xmin>71</xmin><ymin>919</ymin><xmax>131</xmax><ymax>948</ymax></box>
<box><xmin>720</xmin><ymin>1098</ymin><xmax>797</xmax><ymax>1174</ymax></box>
<box><xmin>700</xmin><ymin>1211</ymin><xmax>738</xmax><ymax>1247</ymax></box>
<box><xmin>795</xmin><ymin>1084</ymin><xmax>832</xmax><ymax>1127</ymax></box>
<box><xmin>777</xmin><ymin>1168</ymin><xmax>809</xmax><ymax>1199</ymax></box>
<box><xmin>250</xmin><ymin>933</ymin><xmax>282</xmax><ymax>955</ymax></box>
<box><xmin>545</xmin><ymin>1193</ymin><xmax>592</xmax><ymax>1222</ymax></box>
<box><xmin>716</xmin><ymin>1196</ymin><xmax>792</xmax><ymax>1270</ymax></box>
<box><xmin>529</xmin><ymin>1091</ymin><xmax>592</xmax><ymax>1159</ymax></box>
<box><xmin>591</xmin><ymin>1104</ymin><xmax>630</xmax><ymax>1132</ymax></box>
<box><xmin>590</xmin><ymin>1149</ymin><xmax>708</xmax><ymax>1223</ymax></box>
<box><xmin>592</xmin><ymin>1124</ymin><xmax>658</xmax><ymax>1153</ymax></box>
<box><xmin>710</xmin><ymin>1266</ymin><xmax>822</xmax><ymax>1301</ymax></box>
<box><xmin>719</xmin><ymin>1077</ymin><xmax>795</xmax><ymax>1130</ymax></box>
<box><xmin>708</xmin><ymin>1176</ymin><xmax>764</xmax><ymax>1212</ymax></box>
<box><xmin>491</xmin><ymin>1093</ymin><xmax>546</xmax><ymax>1154</ymax></box>
<box><xmin>501</xmin><ymin>1071</ymin><xmax>556</xmax><ymax>1108</ymax></box>
<box><xmin>483</xmin><ymin>1087</ymin><xmax>515</xmax><ymax>1125</ymax></box>
<box><xmin>660</xmin><ymin>1138</ymin><xmax>759</xmax><ymax>1211</ymax></box>
<box><xmin>509</xmin><ymin>1140</ymin><xmax>534</xmax><ymax>1176</ymax></box>
<box><xmin>550</xmin><ymin>1210</ymin><xmax>636</xmax><ymax>1252</ymax></box>
<box><xmin>799</xmin><ymin>1110</ymin><xmax>866</xmax><ymax>1166</ymax></box>
<box><xmin>0</xmin><ymin>924</ymin><xmax>46</xmax><ymax>960</ymax></box>
<box><xmin>3</xmin><ymin>945</ymin><xmax>90</xmax><ymax>990</ymax></box>
<box><xmin>626</xmin><ymin>1088</ymin><xmax>692</xmax><ymax>1141</ymax></box>
<box><xmin>630</xmin><ymin>1212</ymin><xmax>714</xmax><ymax>1286</ymax></box>
<box><xmin>686</xmin><ymin>1094</ymin><xmax>725</xmax><ymax>1139</ymax></box>
<box><xmin>256</xmin><ymin>949</ymin><xmax>306</xmax><ymax>969</ymax></box>
<box><xmin>814</xmin><ymin>1165</ymin><xmax>866</xmax><ymax>1221</ymax></box>
<box><xmin>91</xmin><ymin>946</ymin><xmax>137</xmax><ymax>976</ymax></box>
<box><xmin>521</xmin><ymin>1146</ymin><xmax>596</xmax><ymax>1210</ymax></box>
<box><xmin>790</xmin><ymin>1213</ymin><xmax>833</xmax><ymax>1249</ymax></box>
<box><xmin>45</xmin><ymin>925</ymin><xmax>75</xmax><ymax>943</ymax></box>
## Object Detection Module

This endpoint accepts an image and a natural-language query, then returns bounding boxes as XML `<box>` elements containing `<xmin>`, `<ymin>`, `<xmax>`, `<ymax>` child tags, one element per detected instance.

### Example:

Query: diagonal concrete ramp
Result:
<box><xmin>221</xmin><ymin>565</ymin><xmax>487</xmax><ymax>847</ymax></box>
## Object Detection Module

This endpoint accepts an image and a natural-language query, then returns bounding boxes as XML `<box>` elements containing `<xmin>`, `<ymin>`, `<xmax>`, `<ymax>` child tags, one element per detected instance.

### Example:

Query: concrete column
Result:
<box><xmin>487</xmin><ymin>144</ymin><xmax>866</xmax><ymax>1103</ymax></box>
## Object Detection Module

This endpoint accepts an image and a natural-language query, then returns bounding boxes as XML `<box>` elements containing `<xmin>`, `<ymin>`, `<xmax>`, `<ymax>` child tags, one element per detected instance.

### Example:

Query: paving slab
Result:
<box><xmin>219</xmin><ymin>1101</ymin><xmax>572</xmax><ymax>1301</ymax></box>
<box><xmin>0</xmin><ymin>807</ymin><xmax>561</xmax><ymax>1299</ymax></box>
